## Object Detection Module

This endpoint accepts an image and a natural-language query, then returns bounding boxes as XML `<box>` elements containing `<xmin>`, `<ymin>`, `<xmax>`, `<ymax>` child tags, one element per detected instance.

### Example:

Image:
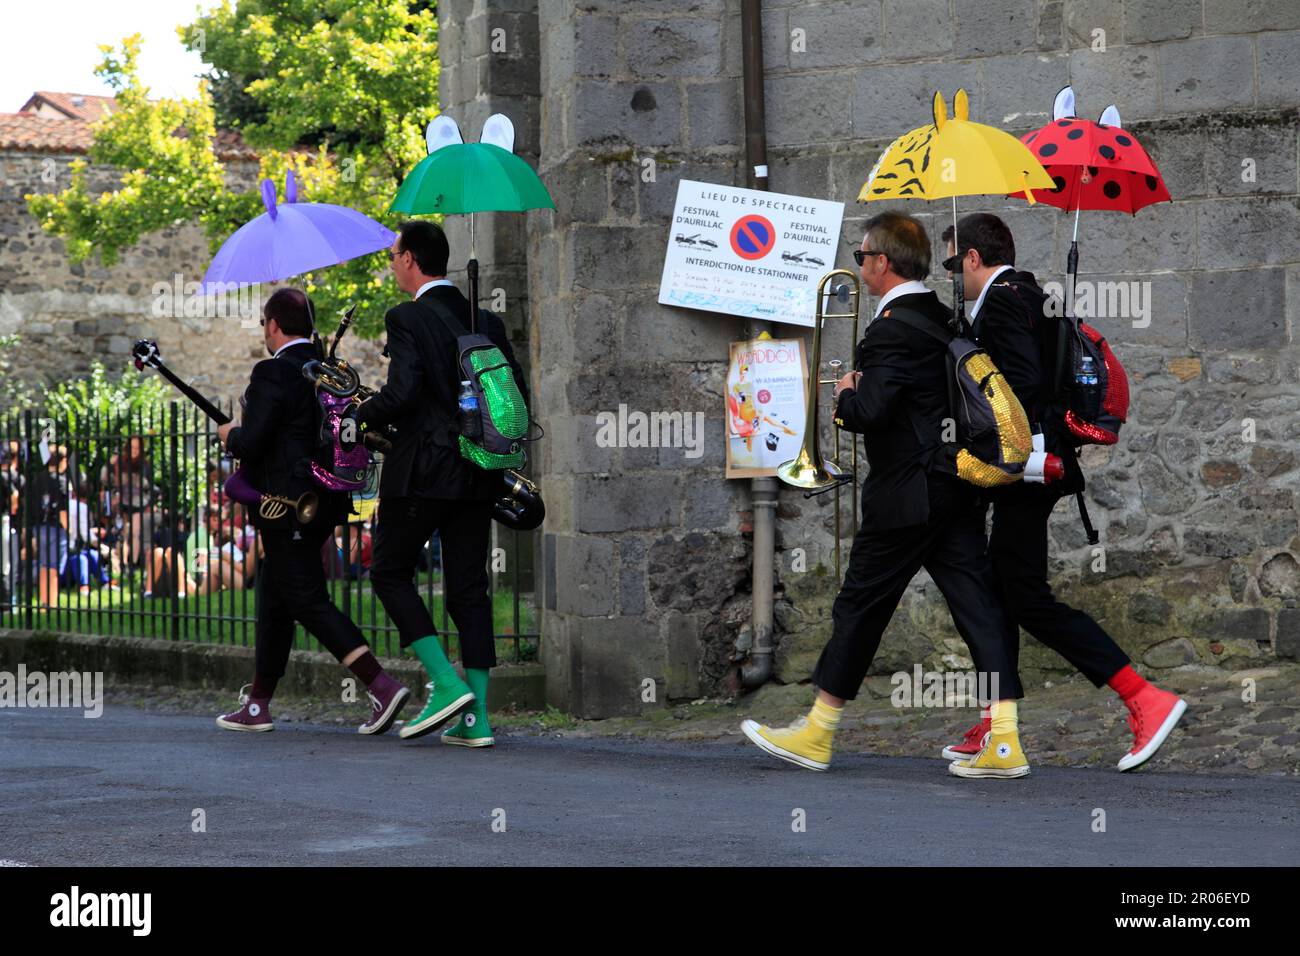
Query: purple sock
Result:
<box><xmin>251</xmin><ymin>673</ymin><xmax>278</xmax><ymax>701</ymax></box>
<box><xmin>347</xmin><ymin>649</ymin><xmax>383</xmax><ymax>687</ymax></box>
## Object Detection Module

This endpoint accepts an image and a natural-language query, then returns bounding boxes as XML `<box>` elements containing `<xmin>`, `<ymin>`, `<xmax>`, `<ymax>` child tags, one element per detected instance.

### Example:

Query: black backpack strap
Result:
<box><xmin>889</xmin><ymin>308</ymin><xmax>960</xmax><ymax>427</ymax></box>
<box><xmin>1076</xmin><ymin>492</ymin><xmax>1099</xmax><ymax>545</ymax></box>
<box><xmin>416</xmin><ymin>292</ymin><xmax>469</xmax><ymax>340</ymax></box>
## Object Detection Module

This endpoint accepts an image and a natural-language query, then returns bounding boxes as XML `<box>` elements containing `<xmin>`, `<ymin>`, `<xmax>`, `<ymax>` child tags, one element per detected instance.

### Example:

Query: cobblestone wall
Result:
<box><xmin>526</xmin><ymin>0</ymin><xmax>1300</xmax><ymax>716</ymax></box>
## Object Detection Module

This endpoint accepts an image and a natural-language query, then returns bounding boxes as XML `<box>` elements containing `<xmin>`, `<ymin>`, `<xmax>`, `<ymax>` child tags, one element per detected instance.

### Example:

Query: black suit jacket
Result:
<box><xmin>226</xmin><ymin>341</ymin><xmax>345</xmax><ymax>528</ymax></box>
<box><xmin>974</xmin><ymin>269</ymin><xmax>1084</xmax><ymax>496</ymax></box>
<box><xmin>833</xmin><ymin>290</ymin><xmax>972</xmax><ymax>531</ymax></box>
<box><xmin>358</xmin><ymin>284</ymin><xmax>529</xmax><ymax>501</ymax></box>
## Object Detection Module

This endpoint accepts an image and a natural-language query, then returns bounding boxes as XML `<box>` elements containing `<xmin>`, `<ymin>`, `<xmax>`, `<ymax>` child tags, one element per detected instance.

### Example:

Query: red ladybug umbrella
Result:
<box><xmin>1010</xmin><ymin>87</ymin><xmax>1171</xmax><ymax>307</ymax></box>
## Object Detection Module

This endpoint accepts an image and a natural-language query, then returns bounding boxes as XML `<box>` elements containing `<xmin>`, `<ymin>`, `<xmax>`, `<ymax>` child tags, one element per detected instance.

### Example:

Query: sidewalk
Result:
<box><xmin>102</xmin><ymin>662</ymin><xmax>1300</xmax><ymax>776</ymax></box>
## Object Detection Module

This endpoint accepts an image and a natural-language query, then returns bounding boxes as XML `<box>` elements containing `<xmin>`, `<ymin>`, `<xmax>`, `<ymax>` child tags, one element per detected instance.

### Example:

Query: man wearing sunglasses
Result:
<box><xmin>940</xmin><ymin>213</ymin><xmax>1185</xmax><ymax>772</ymax></box>
<box><xmin>742</xmin><ymin>212</ymin><xmax>1027</xmax><ymax>777</ymax></box>
<box><xmin>355</xmin><ymin>220</ymin><xmax>528</xmax><ymax>747</ymax></box>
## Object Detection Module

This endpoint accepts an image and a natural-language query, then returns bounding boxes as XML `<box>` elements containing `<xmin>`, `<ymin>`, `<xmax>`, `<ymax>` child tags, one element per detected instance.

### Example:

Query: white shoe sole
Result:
<box><xmin>215</xmin><ymin>716</ymin><xmax>273</xmax><ymax>732</ymax></box>
<box><xmin>941</xmin><ymin>745</ymin><xmax>981</xmax><ymax>761</ymax></box>
<box><xmin>399</xmin><ymin>692</ymin><xmax>475</xmax><ymax>740</ymax></box>
<box><xmin>948</xmin><ymin>759</ymin><xmax>1030</xmax><ymax>779</ymax></box>
<box><xmin>442</xmin><ymin>734</ymin><xmax>495</xmax><ymax>748</ymax></box>
<box><xmin>741</xmin><ymin>719</ymin><xmax>829</xmax><ymax>772</ymax></box>
<box><xmin>1117</xmin><ymin>698</ymin><xmax>1187</xmax><ymax>772</ymax></box>
<box><xmin>358</xmin><ymin>686</ymin><xmax>411</xmax><ymax>736</ymax></box>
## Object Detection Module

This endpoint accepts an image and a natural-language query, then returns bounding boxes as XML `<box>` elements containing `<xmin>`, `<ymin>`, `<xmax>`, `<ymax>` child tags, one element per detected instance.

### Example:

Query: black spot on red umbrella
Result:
<box><xmin>1146</xmin><ymin>175</ymin><xmax>1159</xmax><ymax>190</ymax></box>
<box><xmin>1040</xmin><ymin>142</ymin><xmax>1058</xmax><ymax>157</ymax></box>
<box><xmin>1116</xmin><ymin>134</ymin><xmax>1132</xmax><ymax>146</ymax></box>
<box><xmin>1057</xmin><ymin>120</ymin><xmax>1072</xmax><ymax>127</ymax></box>
<box><xmin>1067</xmin><ymin>128</ymin><xmax>1084</xmax><ymax>139</ymax></box>
<box><xmin>1102</xmin><ymin>181</ymin><xmax>1122</xmax><ymax>200</ymax></box>
<box><xmin>1098</xmin><ymin>145</ymin><xmax>1116</xmax><ymax>160</ymax></box>
<box><xmin>1026</xmin><ymin>132</ymin><xmax>1037</xmax><ymax>143</ymax></box>
<box><xmin>1052</xmin><ymin>176</ymin><xmax>1067</xmax><ymax>193</ymax></box>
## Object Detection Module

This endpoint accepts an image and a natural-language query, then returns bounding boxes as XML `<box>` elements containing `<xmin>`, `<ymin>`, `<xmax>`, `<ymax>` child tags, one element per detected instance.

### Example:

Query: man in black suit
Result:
<box><xmin>214</xmin><ymin>288</ymin><xmax>410</xmax><ymax>735</ymax></box>
<box><xmin>941</xmin><ymin>213</ymin><xmax>1185</xmax><ymax>772</ymax></box>
<box><xmin>356</xmin><ymin>221</ymin><xmax>528</xmax><ymax>747</ymax></box>
<box><xmin>743</xmin><ymin>212</ymin><xmax>1027</xmax><ymax>778</ymax></box>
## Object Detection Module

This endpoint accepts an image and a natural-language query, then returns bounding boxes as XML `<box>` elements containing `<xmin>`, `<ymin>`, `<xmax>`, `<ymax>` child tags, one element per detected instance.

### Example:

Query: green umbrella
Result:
<box><xmin>390</xmin><ymin>114</ymin><xmax>554</xmax><ymax>330</ymax></box>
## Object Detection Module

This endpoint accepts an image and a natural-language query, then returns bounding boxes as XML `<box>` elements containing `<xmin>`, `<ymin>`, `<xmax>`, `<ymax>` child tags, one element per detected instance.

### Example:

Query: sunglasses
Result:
<box><xmin>853</xmin><ymin>249</ymin><xmax>885</xmax><ymax>266</ymax></box>
<box><xmin>387</xmin><ymin>248</ymin><xmax>407</xmax><ymax>262</ymax></box>
<box><xmin>942</xmin><ymin>253</ymin><xmax>964</xmax><ymax>272</ymax></box>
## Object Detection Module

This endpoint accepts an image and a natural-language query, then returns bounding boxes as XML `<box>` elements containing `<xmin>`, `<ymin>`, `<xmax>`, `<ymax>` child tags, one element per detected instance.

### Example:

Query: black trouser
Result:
<box><xmin>813</xmin><ymin>485</ymin><xmax>1023</xmax><ymax>703</ymax></box>
<box><xmin>987</xmin><ymin>489</ymin><xmax>1129</xmax><ymax>687</ymax></box>
<box><xmin>255</xmin><ymin>521</ymin><xmax>367</xmax><ymax>680</ymax></box>
<box><xmin>369</xmin><ymin>496</ymin><xmax>496</xmax><ymax>669</ymax></box>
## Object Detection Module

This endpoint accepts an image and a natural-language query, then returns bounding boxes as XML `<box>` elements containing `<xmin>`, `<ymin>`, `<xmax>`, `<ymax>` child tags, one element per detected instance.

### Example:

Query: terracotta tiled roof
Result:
<box><xmin>0</xmin><ymin>97</ymin><xmax>257</xmax><ymax>161</ymax></box>
<box><xmin>20</xmin><ymin>91</ymin><xmax>118</xmax><ymax>122</ymax></box>
<box><xmin>0</xmin><ymin>112</ymin><xmax>94</xmax><ymax>152</ymax></box>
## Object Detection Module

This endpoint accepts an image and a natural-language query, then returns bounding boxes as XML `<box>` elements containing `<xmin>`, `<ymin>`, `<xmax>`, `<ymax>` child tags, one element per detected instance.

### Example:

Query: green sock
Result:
<box><xmin>410</xmin><ymin>635</ymin><xmax>458</xmax><ymax>682</ymax></box>
<box><xmin>464</xmin><ymin>667</ymin><xmax>490</xmax><ymax>723</ymax></box>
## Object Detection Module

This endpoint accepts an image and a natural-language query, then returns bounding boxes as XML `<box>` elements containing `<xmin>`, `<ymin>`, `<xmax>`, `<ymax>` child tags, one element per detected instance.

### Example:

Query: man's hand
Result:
<box><xmin>832</xmin><ymin>370</ymin><xmax>861</xmax><ymax>400</ymax></box>
<box><xmin>216</xmin><ymin>423</ymin><xmax>233</xmax><ymax>447</ymax></box>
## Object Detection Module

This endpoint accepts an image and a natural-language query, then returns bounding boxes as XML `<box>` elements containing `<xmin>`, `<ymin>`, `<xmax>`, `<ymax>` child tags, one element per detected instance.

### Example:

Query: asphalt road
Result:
<box><xmin>1</xmin><ymin>705</ymin><xmax>1296</xmax><ymax>866</ymax></box>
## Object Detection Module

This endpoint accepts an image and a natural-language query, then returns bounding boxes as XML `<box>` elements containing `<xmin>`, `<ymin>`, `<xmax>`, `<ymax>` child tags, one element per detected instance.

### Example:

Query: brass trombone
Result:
<box><xmin>775</xmin><ymin>268</ymin><xmax>862</xmax><ymax>580</ymax></box>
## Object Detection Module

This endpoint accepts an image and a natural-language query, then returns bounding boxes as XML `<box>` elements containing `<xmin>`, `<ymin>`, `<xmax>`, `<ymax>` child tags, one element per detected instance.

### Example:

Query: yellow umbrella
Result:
<box><xmin>859</xmin><ymin>89</ymin><xmax>1055</xmax><ymax>324</ymax></box>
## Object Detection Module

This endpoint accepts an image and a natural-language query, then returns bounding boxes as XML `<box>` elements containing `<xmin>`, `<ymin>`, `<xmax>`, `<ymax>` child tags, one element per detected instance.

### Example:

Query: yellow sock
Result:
<box><xmin>808</xmin><ymin>698</ymin><xmax>843</xmax><ymax>734</ymax></box>
<box><xmin>990</xmin><ymin>699</ymin><xmax>1017</xmax><ymax>736</ymax></box>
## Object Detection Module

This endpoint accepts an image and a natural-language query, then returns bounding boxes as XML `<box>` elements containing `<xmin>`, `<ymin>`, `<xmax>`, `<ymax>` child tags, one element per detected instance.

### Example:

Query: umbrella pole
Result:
<box><xmin>468</xmin><ymin>212</ymin><xmax>478</xmax><ymax>333</ymax></box>
<box><xmin>950</xmin><ymin>196</ymin><xmax>965</xmax><ymax>332</ymax></box>
<box><xmin>1066</xmin><ymin>207</ymin><xmax>1081</xmax><ymax>318</ymax></box>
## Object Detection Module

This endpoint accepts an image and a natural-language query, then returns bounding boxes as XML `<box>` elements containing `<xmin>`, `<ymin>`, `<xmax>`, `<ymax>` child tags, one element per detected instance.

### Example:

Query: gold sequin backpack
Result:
<box><xmin>890</xmin><ymin>309</ymin><xmax>1033</xmax><ymax>487</ymax></box>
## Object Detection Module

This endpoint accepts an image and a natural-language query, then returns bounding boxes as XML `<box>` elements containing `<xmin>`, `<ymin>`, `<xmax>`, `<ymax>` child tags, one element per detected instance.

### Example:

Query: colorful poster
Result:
<box><xmin>725</xmin><ymin>337</ymin><xmax>807</xmax><ymax>479</ymax></box>
<box><xmin>659</xmin><ymin>180</ymin><xmax>846</xmax><ymax>328</ymax></box>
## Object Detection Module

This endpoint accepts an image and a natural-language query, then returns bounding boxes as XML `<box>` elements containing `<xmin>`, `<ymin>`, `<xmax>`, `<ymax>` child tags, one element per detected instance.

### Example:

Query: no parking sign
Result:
<box><xmin>659</xmin><ymin>180</ymin><xmax>846</xmax><ymax>328</ymax></box>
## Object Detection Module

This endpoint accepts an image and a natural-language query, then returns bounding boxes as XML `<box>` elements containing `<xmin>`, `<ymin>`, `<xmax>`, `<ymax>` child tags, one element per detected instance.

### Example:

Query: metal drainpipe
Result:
<box><xmin>739</xmin><ymin>0</ymin><xmax>775</xmax><ymax>689</ymax></box>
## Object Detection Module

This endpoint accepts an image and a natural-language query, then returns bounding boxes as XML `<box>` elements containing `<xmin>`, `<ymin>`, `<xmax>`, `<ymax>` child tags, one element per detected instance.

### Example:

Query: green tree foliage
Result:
<box><xmin>26</xmin><ymin>2</ymin><xmax>441</xmax><ymax>338</ymax></box>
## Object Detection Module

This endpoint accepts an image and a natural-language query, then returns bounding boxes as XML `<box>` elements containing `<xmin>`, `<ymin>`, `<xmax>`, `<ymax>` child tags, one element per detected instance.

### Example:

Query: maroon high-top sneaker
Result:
<box><xmin>358</xmin><ymin>672</ymin><xmax>410</xmax><ymax>735</ymax></box>
<box><xmin>216</xmin><ymin>684</ymin><xmax>274</xmax><ymax>732</ymax></box>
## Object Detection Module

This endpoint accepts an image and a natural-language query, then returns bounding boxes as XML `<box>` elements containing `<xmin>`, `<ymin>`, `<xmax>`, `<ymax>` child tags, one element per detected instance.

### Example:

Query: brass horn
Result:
<box><xmin>775</xmin><ymin>268</ymin><xmax>862</xmax><ymax>580</ymax></box>
<box><xmin>257</xmin><ymin>492</ymin><xmax>319</xmax><ymax>524</ymax></box>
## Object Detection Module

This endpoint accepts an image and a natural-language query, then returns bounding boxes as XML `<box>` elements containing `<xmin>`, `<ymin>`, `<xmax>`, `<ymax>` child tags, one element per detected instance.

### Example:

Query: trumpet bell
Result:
<box><xmin>296</xmin><ymin>492</ymin><xmax>319</xmax><ymax>524</ymax></box>
<box><xmin>776</xmin><ymin>450</ymin><xmax>846</xmax><ymax>490</ymax></box>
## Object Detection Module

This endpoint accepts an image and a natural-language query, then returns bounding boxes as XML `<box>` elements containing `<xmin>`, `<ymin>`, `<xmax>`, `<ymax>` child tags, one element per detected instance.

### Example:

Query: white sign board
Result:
<box><xmin>659</xmin><ymin>180</ymin><xmax>846</xmax><ymax>328</ymax></box>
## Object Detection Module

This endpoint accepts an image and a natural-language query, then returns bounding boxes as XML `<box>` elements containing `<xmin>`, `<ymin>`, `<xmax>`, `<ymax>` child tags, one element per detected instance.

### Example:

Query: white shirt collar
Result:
<box><xmin>274</xmin><ymin>337</ymin><xmax>312</xmax><ymax>358</ymax></box>
<box><xmin>873</xmin><ymin>279</ymin><xmax>931</xmax><ymax>319</ymax></box>
<box><xmin>415</xmin><ymin>278</ymin><xmax>454</xmax><ymax>299</ymax></box>
<box><xmin>969</xmin><ymin>265</ymin><xmax>1014</xmax><ymax>320</ymax></box>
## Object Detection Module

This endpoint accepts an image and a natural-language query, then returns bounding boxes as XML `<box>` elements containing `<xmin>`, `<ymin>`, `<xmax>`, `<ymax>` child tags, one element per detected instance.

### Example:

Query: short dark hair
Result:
<box><xmin>941</xmin><ymin>213</ymin><xmax>1016</xmax><ymax>268</ymax></box>
<box><xmin>863</xmin><ymin>212</ymin><xmax>931</xmax><ymax>281</ymax></box>
<box><xmin>398</xmin><ymin>220</ymin><xmax>450</xmax><ymax>277</ymax></box>
<box><xmin>263</xmin><ymin>287</ymin><xmax>314</xmax><ymax>337</ymax></box>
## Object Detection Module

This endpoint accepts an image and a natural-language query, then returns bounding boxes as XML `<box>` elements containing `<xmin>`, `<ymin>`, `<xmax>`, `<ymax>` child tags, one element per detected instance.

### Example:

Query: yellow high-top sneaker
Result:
<box><xmin>741</xmin><ymin>699</ymin><xmax>840</xmax><ymax>772</ymax></box>
<box><xmin>948</xmin><ymin>731</ymin><xmax>1031</xmax><ymax>779</ymax></box>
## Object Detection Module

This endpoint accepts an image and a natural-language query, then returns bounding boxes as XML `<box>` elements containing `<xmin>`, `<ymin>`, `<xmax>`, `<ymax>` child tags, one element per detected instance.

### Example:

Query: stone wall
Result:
<box><xmin>0</xmin><ymin>151</ymin><xmax>390</xmax><ymax>408</ymax></box>
<box><xmin>526</xmin><ymin>0</ymin><xmax>1300</xmax><ymax>716</ymax></box>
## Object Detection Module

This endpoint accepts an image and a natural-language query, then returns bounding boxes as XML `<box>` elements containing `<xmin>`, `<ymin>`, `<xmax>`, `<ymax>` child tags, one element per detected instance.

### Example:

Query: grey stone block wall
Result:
<box><xmin>469</xmin><ymin>1</ymin><xmax>1300</xmax><ymax>716</ymax></box>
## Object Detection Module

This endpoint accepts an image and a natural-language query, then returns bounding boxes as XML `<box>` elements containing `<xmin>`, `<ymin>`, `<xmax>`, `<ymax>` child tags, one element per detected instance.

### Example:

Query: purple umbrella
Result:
<box><xmin>201</xmin><ymin>170</ymin><xmax>396</xmax><ymax>291</ymax></box>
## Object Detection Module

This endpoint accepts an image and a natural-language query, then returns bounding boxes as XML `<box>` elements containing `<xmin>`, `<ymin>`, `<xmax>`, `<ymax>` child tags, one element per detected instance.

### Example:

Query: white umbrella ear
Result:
<box><xmin>480</xmin><ymin>113</ymin><xmax>515</xmax><ymax>152</ymax></box>
<box><xmin>1099</xmin><ymin>104</ymin><xmax>1121</xmax><ymax>128</ymax></box>
<box><xmin>1052</xmin><ymin>86</ymin><xmax>1076</xmax><ymax>121</ymax></box>
<box><xmin>425</xmin><ymin>115</ymin><xmax>464</xmax><ymax>154</ymax></box>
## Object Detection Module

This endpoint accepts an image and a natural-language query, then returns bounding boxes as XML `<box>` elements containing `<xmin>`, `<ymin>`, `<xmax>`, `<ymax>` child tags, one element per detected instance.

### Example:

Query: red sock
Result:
<box><xmin>1107</xmin><ymin>664</ymin><xmax>1148</xmax><ymax>701</ymax></box>
<box><xmin>251</xmin><ymin>673</ymin><xmax>278</xmax><ymax>701</ymax></box>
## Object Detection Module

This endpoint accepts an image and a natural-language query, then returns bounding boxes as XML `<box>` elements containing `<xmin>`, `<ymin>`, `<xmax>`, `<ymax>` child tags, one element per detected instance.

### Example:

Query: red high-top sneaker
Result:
<box><xmin>1118</xmin><ymin>686</ymin><xmax>1186</xmax><ymax>771</ymax></box>
<box><xmin>941</xmin><ymin>716</ymin><xmax>991</xmax><ymax>761</ymax></box>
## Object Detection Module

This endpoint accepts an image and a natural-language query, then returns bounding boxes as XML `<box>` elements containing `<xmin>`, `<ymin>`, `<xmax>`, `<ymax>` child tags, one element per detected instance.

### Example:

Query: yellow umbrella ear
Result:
<box><xmin>932</xmin><ymin>90</ymin><xmax>948</xmax><ymax>130</ymax></box>
<box><xmin>954</xmin><ymin>89</ymin><xmax>970</xmax><ymax>121</ymax></box>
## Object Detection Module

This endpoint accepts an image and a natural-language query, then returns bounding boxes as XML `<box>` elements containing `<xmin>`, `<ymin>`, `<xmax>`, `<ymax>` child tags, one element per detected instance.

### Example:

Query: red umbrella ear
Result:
<box><xmin>1099</xmin><ymin>105</ymin><xmax>1122</xmax><ymax>128</ymax></box>
<box><xmin>1053</xmin><ymin>86</ymin><xmax>1075</xmax><ymax>121</ymax></box>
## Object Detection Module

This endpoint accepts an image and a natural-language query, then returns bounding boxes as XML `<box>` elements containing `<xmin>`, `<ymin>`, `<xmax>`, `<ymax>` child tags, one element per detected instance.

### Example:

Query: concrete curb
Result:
<box><xmin>0</xmin><ymin>629</ymin><xmax>546</xmax><ymax>713</ymax></box>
